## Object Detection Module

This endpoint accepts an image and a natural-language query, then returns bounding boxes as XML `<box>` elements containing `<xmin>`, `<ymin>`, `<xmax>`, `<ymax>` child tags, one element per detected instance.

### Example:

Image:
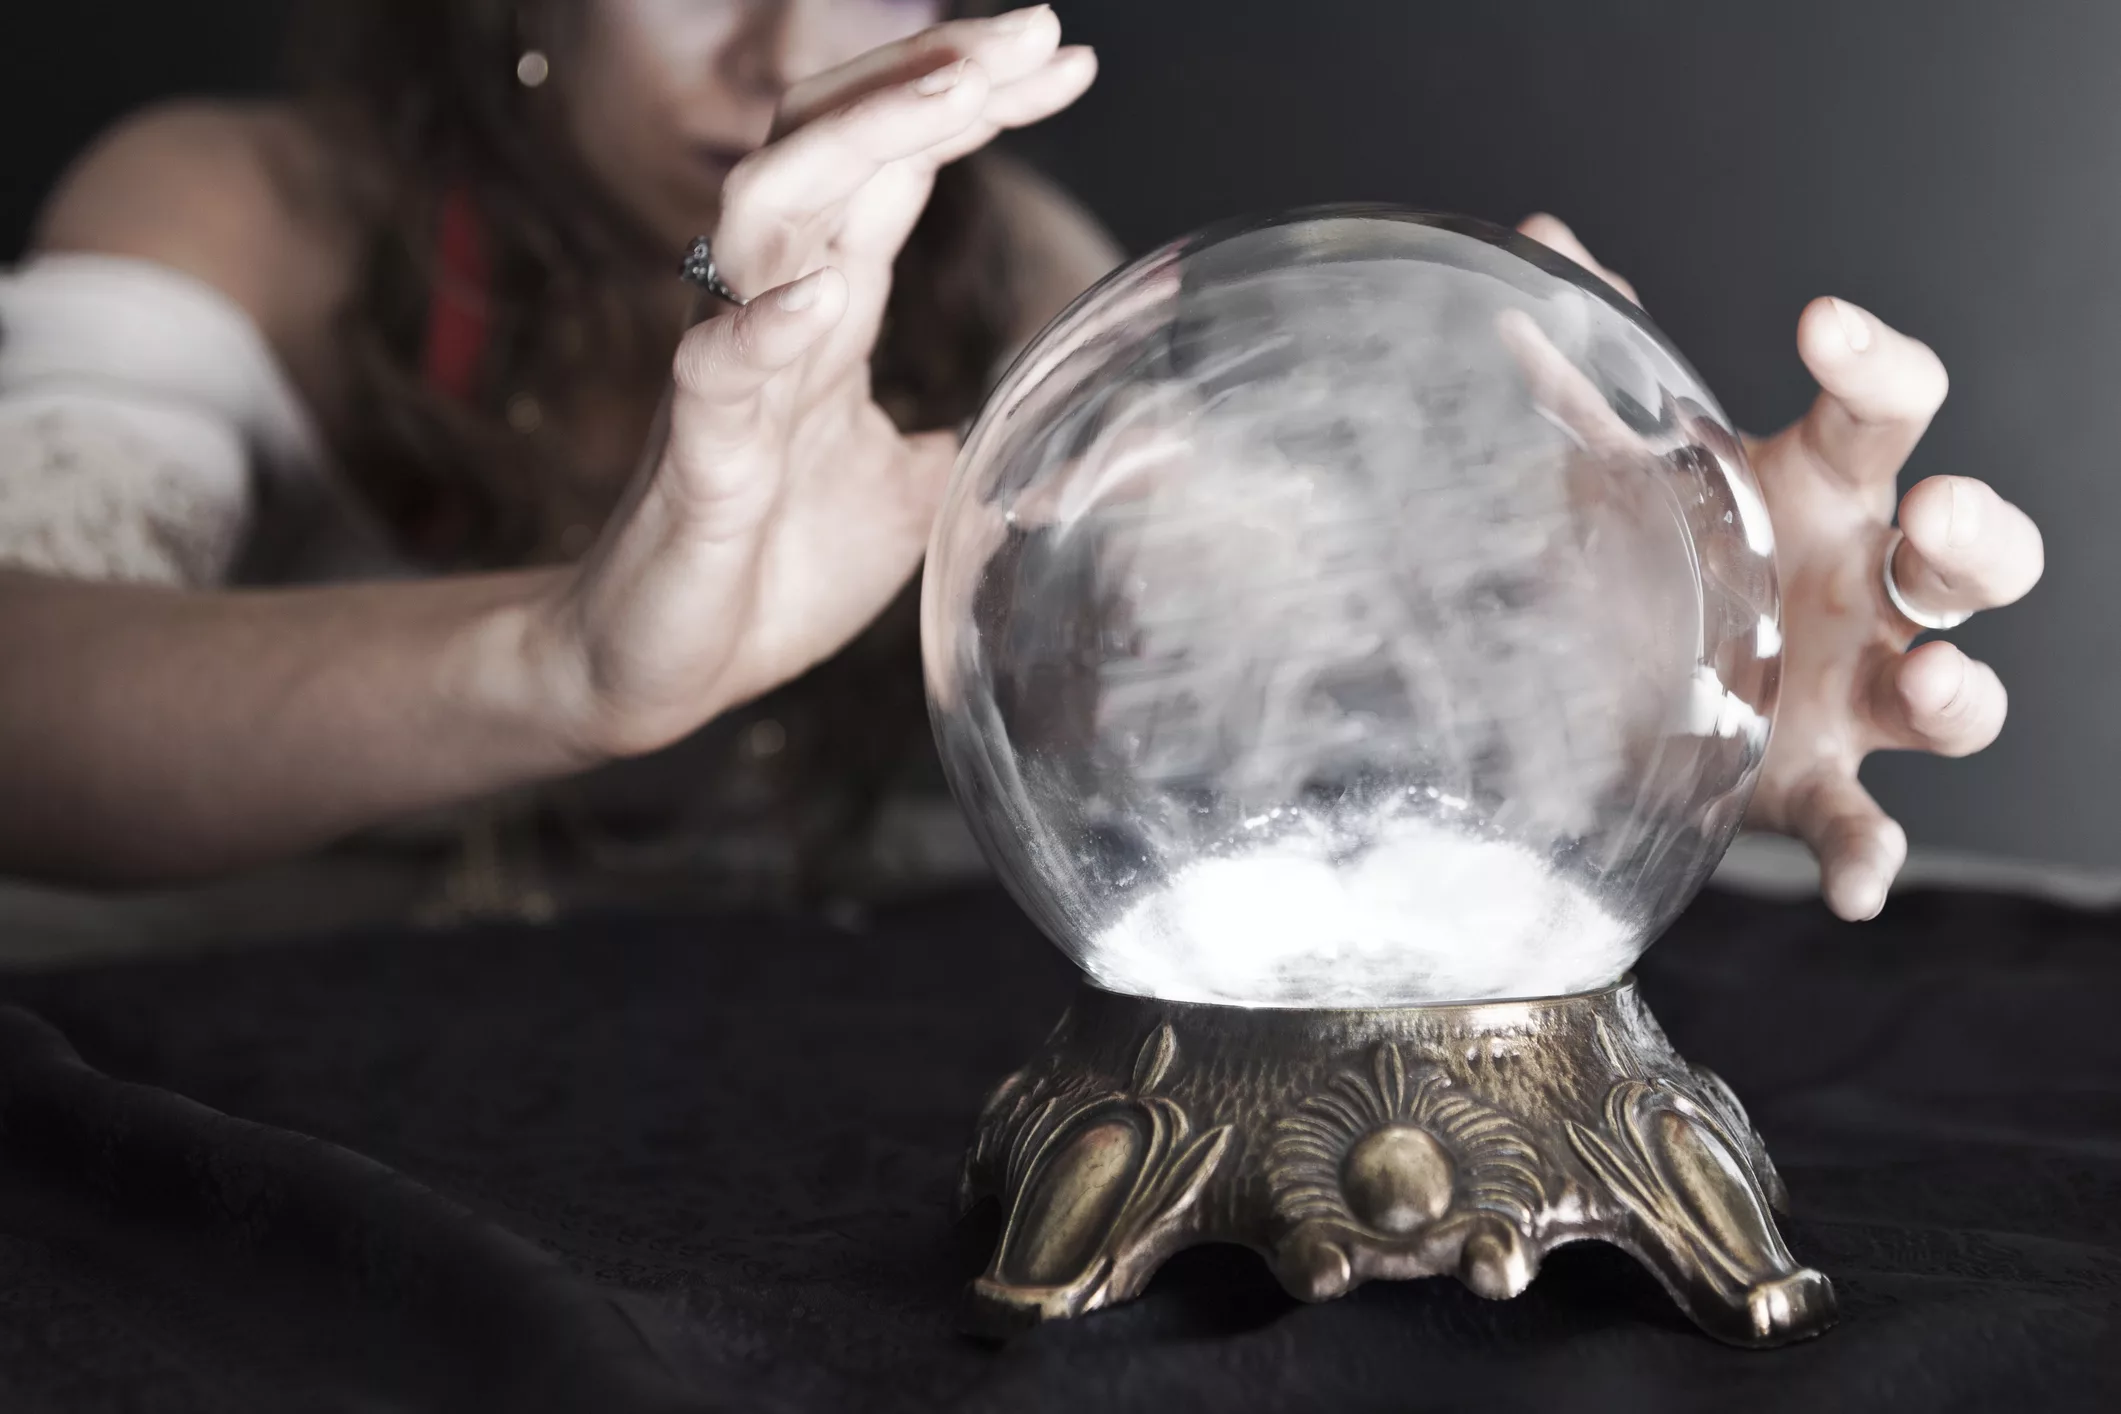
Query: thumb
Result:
<box><xmin>662</xmin><ymin>267</ymin><xmax>849</xmax><ymax>537</ymax></box>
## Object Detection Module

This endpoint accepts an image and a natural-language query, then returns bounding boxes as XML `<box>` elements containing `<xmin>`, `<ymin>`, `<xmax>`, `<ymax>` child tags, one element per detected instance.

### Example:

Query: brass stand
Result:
<box><xmin>961</xmin><ymin>978</ymin><xmax>1834</xmax><ymax>1347</ymax></box>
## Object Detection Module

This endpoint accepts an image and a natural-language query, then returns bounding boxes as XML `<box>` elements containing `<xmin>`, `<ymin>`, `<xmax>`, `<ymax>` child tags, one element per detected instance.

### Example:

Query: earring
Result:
<box><xmin>516</xmin><ymin>50</ymin><xmax>551</xmax><ymax>88</ymax></box>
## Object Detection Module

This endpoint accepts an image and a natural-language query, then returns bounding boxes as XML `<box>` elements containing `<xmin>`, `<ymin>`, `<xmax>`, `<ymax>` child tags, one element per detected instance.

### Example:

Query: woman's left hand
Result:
<box><xmin>1518</xmin><ymin>215</ymin><xmax>2045</xmax><ymax>921</ymax></box>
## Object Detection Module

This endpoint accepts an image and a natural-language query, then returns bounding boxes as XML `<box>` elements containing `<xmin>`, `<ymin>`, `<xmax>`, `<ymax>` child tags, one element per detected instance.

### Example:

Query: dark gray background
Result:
<box><xmin>4</xmin><ymin>0</ymin><xmax>2112</xmax><ymax>868</ymax></box>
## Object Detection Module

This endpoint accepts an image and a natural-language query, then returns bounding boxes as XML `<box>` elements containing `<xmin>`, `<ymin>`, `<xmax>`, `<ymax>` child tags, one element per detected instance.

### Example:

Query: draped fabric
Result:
<box><xmin>1</xmin><ymin>885</ymin><xmax>2115</xmax><ymax>1411</ymax></box>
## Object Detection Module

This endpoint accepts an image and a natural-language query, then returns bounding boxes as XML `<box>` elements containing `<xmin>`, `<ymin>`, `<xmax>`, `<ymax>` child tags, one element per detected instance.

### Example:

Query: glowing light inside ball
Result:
<box><xmin>923</xmin><ymin>208</ymin><xmax>1779</xmax><ymax>1007</ymax></box>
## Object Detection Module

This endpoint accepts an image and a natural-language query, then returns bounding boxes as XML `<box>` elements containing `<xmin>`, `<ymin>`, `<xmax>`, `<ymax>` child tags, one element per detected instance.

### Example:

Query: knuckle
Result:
<box><xmin>671</xmin><ymin>317</ymin><xmax>756</xmax><ymax>402</ymax></box>
<box><xmin>810</xmin><ymin>101</ymin><xmax>873</xmax><ymax>157</ymax></box>
<box><xmin>1789</xmin><ymin>770</ymin><xmax>1849</xmax><ymax>838</ymax></box>
<box><xmin>662</xmin><ymin>458</ymin><xmax>773</xmax><ymax>542</ymax></box>
<box><xmin>723</xmin><ymin>303</ymin><xmax>765</xmax><ymax>360</ymax></box>
<box><xmin>722</xmin><ymin>155</ymin><xmax>805</xmax><ymax>233</ymax></box>
<box><xmin>719</xmin><ymin>154</ymin><xmax>770</xmax><ymax>213</ymax></box>
<box><xmin>1821</xmin><ymin>812</ymin><xmax>1877</xmax><ymax>861</ymax></box>
<box><xmin>1823</xmin><ymin>802</ymin><xmax>1903</xmax><ymax>865</ymax></box>
<box><xmin>670</xmin><ymin>328</ymin><xmax>716</xmax><ymax>393</ymax></box>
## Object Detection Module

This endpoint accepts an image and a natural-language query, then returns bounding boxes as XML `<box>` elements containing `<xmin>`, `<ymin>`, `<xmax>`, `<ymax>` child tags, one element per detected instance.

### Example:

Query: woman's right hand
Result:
<box><xmin>530</xmin><ymin>6</ymin><xmax>1096</xmax><ymax>760</ymax></box>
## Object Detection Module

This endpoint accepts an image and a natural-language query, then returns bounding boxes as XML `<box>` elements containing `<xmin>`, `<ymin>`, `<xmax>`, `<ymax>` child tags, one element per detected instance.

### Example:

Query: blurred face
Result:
<box><xmin>560</xmin><ymin>0</ymin><xmax>947</xmax><ymax>253</ymax></box>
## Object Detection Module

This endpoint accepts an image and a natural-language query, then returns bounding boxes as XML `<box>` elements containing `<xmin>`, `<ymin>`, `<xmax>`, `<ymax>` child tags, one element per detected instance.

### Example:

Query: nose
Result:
<box><xmin>723</xmin><ymin>0</ymin><xmax>845</xmax><ymax>100</ymax></box>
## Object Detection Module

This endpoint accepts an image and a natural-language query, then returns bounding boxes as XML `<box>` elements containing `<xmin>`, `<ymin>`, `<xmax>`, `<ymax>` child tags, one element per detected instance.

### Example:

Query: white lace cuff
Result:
<box><xmin>0</xmin><ymin>254</ymin><xmax>331</xmax><ymax>587</ymax></box>
<box><xmin>0</xmin><ymin>390</ymin><xmax>249</xmax><ymax>585</ymax></box>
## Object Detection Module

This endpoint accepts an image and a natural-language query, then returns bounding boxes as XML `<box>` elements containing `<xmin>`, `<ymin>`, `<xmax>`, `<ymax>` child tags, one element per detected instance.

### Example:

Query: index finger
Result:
<box><xmin>1793</xmin><ymin>296</ymin><xmax>1950</xmax><ymax>488</ymax></box>
<box><xmin>1516</xmin><ymin>213</ymin><xmax>1642</xmax><ymax>307</ymax></box>
<box><xmin>1494</xmin><ymin>309</ymin><xmax>1646</xmax><ymax>456</ymax></box>
<box><xmin>715</xmin><ymin>60</ymin><xmax>992</xmax><ymax>285</ymax></box>
<box><xmin>775</xmin><ymin>5</ymin><xmax>1062</xmax><ymax>135</ymax></box>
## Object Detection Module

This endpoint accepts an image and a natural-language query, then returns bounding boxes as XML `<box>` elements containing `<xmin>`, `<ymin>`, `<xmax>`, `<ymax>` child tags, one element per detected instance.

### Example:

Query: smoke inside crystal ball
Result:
<box><xmin>922</xmin><ymin>208</ymin><xmax>1780</xmax><ymax>1007</ymax></box>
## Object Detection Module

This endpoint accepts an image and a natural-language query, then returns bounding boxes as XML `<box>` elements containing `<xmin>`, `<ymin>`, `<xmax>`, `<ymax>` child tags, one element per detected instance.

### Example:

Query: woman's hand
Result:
<box><xmin>1518</xmin><ymin>215</ymin><xmax>2045</xmax><ymax>920</ymax></box>
<box><xmin>534</xmin><ymin>7</ymin><xmax>1095</xmax><ymax>758</ymax></box>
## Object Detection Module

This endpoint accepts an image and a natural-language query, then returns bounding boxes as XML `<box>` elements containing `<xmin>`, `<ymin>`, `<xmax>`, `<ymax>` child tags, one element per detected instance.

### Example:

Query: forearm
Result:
<box><xmin>0</xmin><ymin>568</ymin><xmax>597</xmax><ymax>886</ymax></box>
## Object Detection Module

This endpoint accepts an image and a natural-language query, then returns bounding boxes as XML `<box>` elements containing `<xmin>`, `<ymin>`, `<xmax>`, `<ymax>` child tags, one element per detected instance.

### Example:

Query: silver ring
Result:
<box><xmin>1883</xmin><ymin>528</ymin><xmax>1972</xmax><ymax>631</ymax></box>
<box><xmin>679</xmin><ymin>236</ymin><xmax>749</xmax><ymax>307</ymax></box>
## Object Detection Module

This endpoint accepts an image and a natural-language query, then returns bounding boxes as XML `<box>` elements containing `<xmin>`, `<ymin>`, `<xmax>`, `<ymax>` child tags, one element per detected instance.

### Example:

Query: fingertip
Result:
<box><xmin>1056</xmin><ymin>43</ymin><xmax>1099</xmax><ymax>81</ymax></box>
<box><xmin>1825</xmin><ymin>861</ymin><xmax>1891</xmax><ymax>922</ymax></box>
<box><xmin>1831</xmin><ymin>296</ymin><xmax>1873</xmax><ymax>352</ymax></box>
<box><xmin>1797</xmin><ymin>295</ymin><xmax>1893</xmax><ymax>378</ymax></box>
<box><xmin>990</xmin><ymin>3</ymin><xmax>1059</xmax><ymax>40</ymax></box>
<box><xmin>1896</xmin><ymin>474</ymin><xmax>1973</xmax><ymax>557</ymax></box>
<box><xmin>993</xmin><ymin>43</ymin><xmax>1097</xmax><ymax>120</ymax></box>
<box><xmin>1798</xmin><ymin>295</ymin><xmax>1949</xmax><ymax>420</ymax></box>
<box><xmin>944</xmin><ymin>8</ymin><xmax>1062</xmax><ymax>93</ymax></box>
<box><xmin>1896</xmin><ymin>638</ymin><xmax>1969</xmax><ymax>717</ymax></box>
<box><xmin>1796</xmin><ymin>295</ymin><xmax>1859</xmax><ymax>371</ymax></box>
<box><xmin>1822</xmin><ymin>820</ymin><xmax>1907</xmax><ymax>922</ymax></box>
<box><xmin>1517</xmin><ymin>213</ymin><xmax>1590</xmax><ymax>268</ymax></box>
<box><xmin>1899</xmin><ymin>475</ymin><xmax>2045</xmax><ymax>607</ymax></box>
<box><xmin>1517</xmin><ymin>212</ymin><xmax>1570</xmax><ymax>242</ymax></box>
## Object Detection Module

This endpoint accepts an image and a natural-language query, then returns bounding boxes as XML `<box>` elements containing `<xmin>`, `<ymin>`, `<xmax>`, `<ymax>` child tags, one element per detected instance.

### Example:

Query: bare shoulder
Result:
<box><xmin>980</xmin><ymin>155</ymin><xmax>1125</xmax><ymax>345</ymax></box>
<box><xmin>31</xmin><ymin>100</ymin><xmax>356</xmax><ymax>352</ymax></box>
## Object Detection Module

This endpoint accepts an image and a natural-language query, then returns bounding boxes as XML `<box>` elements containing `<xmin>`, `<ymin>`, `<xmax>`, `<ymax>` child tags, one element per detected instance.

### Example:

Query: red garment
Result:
<box><xmin>420</xmin><ymin>187</ymin><xmax>491</xmax><ymax>403</ymax></box>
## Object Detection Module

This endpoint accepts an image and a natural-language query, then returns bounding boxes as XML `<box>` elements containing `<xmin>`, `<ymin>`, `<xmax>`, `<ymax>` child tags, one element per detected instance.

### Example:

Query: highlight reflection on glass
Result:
<box><xmin>924</xmin><ymin>208</ymin><xmax>1780</xmax><ymax>1007</ymax></box>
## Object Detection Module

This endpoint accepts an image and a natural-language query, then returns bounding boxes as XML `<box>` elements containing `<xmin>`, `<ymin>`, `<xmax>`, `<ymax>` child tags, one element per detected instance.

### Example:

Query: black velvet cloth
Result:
<box><xmin>0</xmin><ymin>884</ymin><xmax>2115</xmax><ymax>1412</ymax></box>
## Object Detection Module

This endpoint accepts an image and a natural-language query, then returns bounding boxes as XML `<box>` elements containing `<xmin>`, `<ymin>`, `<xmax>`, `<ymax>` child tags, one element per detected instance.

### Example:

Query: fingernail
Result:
<box><xmin>1831</xmin><ymin>297</ymin><xmax>1873</xmax><ymax>353</ymax></box>
<box><xmin>914</xmin><ymin>59</ymin><xmax>968</xmax><ymax>94</ymax></box>
<box><xmin>777</xmin><ymin>269</ymin><xmax>824</xmax><ymax>312</ymax></box>
<box><xmin>1945</xmin><ymin>475</ymin><xmax>1982</xmax><ymax>547</ymax></box>
<box><xmin>1839</xmin><ymin>865</ymin><xmax>1889</xmax><ymax>921</ymax></box>
<box><xmin>994</xmin><ymin>4</ymin><xmax>1053</xmax><ymax>31</ymax></box>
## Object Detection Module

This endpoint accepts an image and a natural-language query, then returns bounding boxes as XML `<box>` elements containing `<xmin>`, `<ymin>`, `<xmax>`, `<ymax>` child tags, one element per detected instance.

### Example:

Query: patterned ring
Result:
<box><xmin>679</xmin><ymin>236</ymin><xmax>749</xmax><ymax>307</ymax></box>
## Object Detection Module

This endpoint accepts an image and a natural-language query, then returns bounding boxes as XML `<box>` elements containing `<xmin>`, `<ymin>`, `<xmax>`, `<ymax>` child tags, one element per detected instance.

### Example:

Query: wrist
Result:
<box><xmin>453</xmin><ymin>566</ymin><xmax>617</xmax><ymax>776</ymax></box>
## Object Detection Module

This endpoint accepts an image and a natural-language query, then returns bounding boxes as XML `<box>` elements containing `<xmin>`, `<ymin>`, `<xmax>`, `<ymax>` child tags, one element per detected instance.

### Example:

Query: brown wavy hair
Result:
<box><xmin>289</xmin><ymin>0</ymin><xmax>1010</xmax><ymax>568</ymax></box>
<box><xmin>280</xmin><ymin>0</ymin><xmax>1019</xmax><ymax>905</ymax></box>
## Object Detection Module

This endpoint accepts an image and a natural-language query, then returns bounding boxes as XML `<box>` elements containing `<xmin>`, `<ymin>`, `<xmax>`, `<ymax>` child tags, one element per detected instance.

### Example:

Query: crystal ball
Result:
<box><xmin>922</xmin><ymin>207</ymin><xmax>1779</xmax><ymax>1007</ymax></box>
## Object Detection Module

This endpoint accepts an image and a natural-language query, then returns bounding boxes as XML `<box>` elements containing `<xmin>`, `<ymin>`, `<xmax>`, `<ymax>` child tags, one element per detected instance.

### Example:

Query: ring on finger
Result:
<box><xmin>1883</xmin><ymin>528</ymin><xmax>1973</xmax><ymax>632</ymax></box>
<box><xmin>679</xmin><ymin>236</ymin><xmax>749</xmax><ymax>307</ymax></box>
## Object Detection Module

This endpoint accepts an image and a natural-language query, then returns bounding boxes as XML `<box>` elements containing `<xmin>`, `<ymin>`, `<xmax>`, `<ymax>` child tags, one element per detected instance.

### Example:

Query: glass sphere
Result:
<box><xmin>923</xmin><ymin>208</ymin><xmax>1779</xmax><ymax>1008</ymax></box>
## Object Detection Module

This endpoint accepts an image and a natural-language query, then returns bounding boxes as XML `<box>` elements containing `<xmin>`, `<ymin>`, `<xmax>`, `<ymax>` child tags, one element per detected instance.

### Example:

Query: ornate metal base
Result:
<box><xmin>961</xmin><ymin>978</ymin><xmax>1834</xmax><ymax>1348</ymax></box>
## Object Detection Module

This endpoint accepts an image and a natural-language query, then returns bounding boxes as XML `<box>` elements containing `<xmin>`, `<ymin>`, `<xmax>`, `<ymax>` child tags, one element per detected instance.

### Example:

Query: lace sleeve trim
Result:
<box><xmin>0</xmin><ymin>395</ymin><xmax>250</xmax><ymax>587</ymax></box>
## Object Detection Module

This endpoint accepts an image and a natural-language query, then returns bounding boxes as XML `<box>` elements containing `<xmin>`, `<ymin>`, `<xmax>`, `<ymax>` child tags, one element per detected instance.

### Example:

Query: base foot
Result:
<box><xmin>961</xmin><ymin>979</ymin><xmax>1834</xmax><ymax>1348</ymax></box>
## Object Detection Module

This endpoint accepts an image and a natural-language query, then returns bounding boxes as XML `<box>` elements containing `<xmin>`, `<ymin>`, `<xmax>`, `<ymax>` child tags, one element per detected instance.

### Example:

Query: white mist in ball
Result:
<box><xmin>924</xmin><ymin>208</ymin><xmax>1779</xmax><ymax>1008</ymax></box>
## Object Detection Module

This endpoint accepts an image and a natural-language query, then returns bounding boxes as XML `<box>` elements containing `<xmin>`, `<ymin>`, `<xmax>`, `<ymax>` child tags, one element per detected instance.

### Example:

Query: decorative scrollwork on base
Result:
<box><xmin>962</xmin><ymin>979</ymin><xmax>1836</xmax><ymax>1349</ymax></box>
<box><xmin>1566</xmin><ymin>1078</ymin><xmax>1834</xmax><ymax>1345</ymax></box>
<box><xmin>1264</xmin><ymin>1042</ymin><xmax>1547</xmax><ymax>1299</ymax></box>
<box><xmin>965</xmin><ymin>1023</ymin><xmax>1231</xmax><ymax>1333</ymax></box>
